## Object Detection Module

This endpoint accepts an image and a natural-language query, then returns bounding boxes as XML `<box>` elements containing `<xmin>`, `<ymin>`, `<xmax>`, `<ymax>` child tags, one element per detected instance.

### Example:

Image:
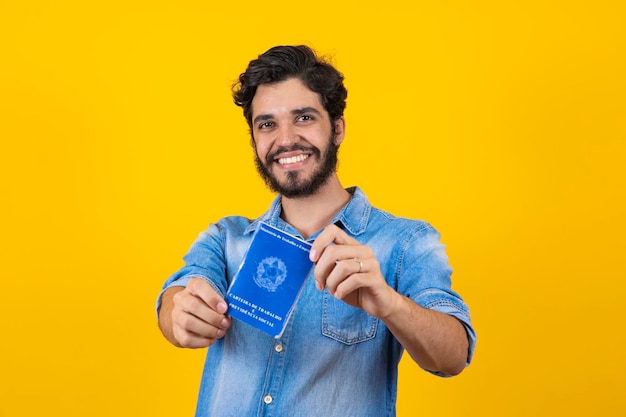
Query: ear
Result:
<box><xmin>333</xmin><ymin>117</ymin><xmax>346</xmax><ymax>145</ymax></box>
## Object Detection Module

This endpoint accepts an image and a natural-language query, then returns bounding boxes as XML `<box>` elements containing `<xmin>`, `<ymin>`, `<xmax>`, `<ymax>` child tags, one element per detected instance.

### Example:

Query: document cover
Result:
<box><xmin>226</xmin><ymin>222</ymin><xmax>313</xmax><ymax>338</ymax></box>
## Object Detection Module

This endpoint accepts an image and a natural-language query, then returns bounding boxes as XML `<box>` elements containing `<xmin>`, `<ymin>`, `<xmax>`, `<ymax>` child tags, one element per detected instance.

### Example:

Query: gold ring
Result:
<box><xmin>354</xmin><ymin>258</ymin><xmax>363</xmax><ymax>273</ymax></box>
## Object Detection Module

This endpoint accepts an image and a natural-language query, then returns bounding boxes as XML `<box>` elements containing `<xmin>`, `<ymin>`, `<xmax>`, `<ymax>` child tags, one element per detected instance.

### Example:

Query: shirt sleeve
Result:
<box><xmin>397</xmin><ymin>223</ymin><xmax>477</xmax><ymax>376</ymax></box>
<box><xmin>155</xmin><ymin>222</ymin><xmax>229</xmax><ymax>316</ymax></box>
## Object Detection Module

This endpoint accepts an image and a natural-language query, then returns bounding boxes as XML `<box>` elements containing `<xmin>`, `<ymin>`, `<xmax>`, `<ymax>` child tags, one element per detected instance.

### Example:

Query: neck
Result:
<box><xmin>279</xmin><ymin>175</ymin><xmax>351</xmax><ymax>239</ymax></box>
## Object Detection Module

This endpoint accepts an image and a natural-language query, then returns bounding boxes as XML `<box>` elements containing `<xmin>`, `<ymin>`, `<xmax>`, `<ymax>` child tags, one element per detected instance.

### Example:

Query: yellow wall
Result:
<box><xmin>1</xmin><ymin>1</ymin><xmax>625</xmax><ymax>416</ymax></box>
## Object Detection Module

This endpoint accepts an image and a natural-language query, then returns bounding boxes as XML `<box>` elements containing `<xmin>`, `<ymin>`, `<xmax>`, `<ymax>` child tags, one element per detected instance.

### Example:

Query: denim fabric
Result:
<box><xmin>158</xmin><ymin>187</ymin><xmax>476</xmax><ymax>417</ymax></box>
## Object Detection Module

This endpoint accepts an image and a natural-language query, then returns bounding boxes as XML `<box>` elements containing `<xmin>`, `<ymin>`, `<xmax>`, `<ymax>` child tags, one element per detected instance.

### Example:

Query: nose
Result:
<box><xmin>276</xmin><ymin>123</ymin><xmax>298</xmax><ymax>147</ymax></box>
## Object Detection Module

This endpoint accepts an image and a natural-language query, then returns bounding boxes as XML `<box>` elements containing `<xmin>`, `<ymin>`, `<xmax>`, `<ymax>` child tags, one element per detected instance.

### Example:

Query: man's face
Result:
<box><xmin>250</xmin><ymin>77</ymin><xmax>345</xmax><ymax>198</ymax></box>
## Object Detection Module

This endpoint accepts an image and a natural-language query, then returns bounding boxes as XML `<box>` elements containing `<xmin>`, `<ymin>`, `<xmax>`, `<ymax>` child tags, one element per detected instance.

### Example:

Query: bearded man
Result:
<box><xmin>157</xmin><ymin>45</ymin><xmax>476</xmax><ymax>417</ymax></box>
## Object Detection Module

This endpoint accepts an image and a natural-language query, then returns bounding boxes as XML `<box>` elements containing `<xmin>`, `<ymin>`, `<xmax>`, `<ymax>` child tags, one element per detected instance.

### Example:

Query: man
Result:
<box><xmin>157</xmin><ymin>45</ymin><xmax>476</xmax><ymax>417</ymax></box>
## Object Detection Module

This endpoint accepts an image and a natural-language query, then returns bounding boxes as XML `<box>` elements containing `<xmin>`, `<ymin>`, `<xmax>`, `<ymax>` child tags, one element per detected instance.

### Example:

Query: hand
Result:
<box><xmin>309</xmin><ymin>224</ymin><xmax>399</xmax><ymax>319</ymax></box>
<box><xmin>168</xmin><ymin>278</ymin><xmax>232</xmax><ymax>348</ymax></box>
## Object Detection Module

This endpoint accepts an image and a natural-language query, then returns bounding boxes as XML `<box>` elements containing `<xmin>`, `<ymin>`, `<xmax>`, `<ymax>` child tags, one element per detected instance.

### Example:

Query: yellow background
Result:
<box><xmin>1</xmin><ymin>1</ymin><xmax>625</xmax><ymax>416</ymax></box>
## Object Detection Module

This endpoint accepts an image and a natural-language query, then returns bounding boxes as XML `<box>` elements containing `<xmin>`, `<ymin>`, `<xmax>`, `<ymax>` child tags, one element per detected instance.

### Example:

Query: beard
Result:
<box><xmin>253</xmin><ymin>133</ymin><xmax>340</xmax><ymax>199</ymax></box>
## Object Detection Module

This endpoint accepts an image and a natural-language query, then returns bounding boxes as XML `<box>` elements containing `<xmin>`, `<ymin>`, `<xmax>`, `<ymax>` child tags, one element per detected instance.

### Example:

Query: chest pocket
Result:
<box><xmin>321</xmin><ymin>291</ymin><xmax>379</xmax><ymax>345</ymax></box>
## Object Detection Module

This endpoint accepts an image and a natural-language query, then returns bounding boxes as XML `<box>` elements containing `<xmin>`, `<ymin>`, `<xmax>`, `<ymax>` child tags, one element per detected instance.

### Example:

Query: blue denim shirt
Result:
<box><xmin>158</xmin><ymin>187</ymin><xmax>476</xmax><ymax>417</ymax></box>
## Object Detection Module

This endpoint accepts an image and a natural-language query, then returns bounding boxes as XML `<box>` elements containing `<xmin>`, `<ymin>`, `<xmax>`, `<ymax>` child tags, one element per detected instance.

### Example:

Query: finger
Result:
<box><xmin>314</xmin><ymin>245</ymin><xmax>365</xmax><ymax>283</ymax></box>
<box><xmin>310</xmin><ymin>224</ymin><xmax>359</xmax><ymax>262</ymax></box>
<box><xmin>173</xmin><ymin>326</ymin><xmax>216</xmax><ymax>349</ymax></box>
<box><xmin>187</xmin><ymin>277</ymin><xmax>228</xmax><ymax>314</ymax></box>
<box><xmin>172</xmin><ymin>293</ymin><xmax>231</xmax><ymax>348</ymax></box>
<box><xmin>173</xmin><ymin>308</ymin><xmax>229</xmax><ymax>339</ymax></box>
<box><xmin>326</xmin><ymin>258</ymin><xmax>366</xmax><ymax>294</ymax></box>
<box><xmin>175</xmin><ymin>285</ymin><xmax>231</xmax><ymax>332</ymax></box>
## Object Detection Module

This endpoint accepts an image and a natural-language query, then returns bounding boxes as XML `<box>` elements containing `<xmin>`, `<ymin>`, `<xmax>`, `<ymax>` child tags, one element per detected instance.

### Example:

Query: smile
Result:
<box><xmin>277</xmin><ymin>154</ymin><xmax>310</xmax><ymax>165</ymax></box>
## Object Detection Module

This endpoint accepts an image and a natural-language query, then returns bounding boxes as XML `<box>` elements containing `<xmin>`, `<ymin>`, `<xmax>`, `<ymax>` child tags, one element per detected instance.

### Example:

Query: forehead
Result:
<box><xmin>251</xmin><ymin>78</ymin><xmax>326</xmax><ymax>118</ymax></box>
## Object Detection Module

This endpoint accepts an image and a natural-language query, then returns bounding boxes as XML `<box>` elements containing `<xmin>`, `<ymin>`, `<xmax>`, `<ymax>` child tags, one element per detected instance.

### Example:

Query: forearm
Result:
<box><xmin>158</xmin><ymin>286</ymin><xmax>185</xmax><ymax>347</ymax></box>
<box><xmin>382</xmin><ymin>293</ymin><xmax>469</xmax><ymax>376</ymax></box>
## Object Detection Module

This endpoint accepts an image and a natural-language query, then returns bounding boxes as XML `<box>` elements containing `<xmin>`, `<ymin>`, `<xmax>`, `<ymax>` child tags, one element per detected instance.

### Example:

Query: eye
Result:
<box><xmin>258</xmin><ymin>121</ymin><xmax>274</xmax><ymax>129</ymax></box>
<box><xmin>296</xmin><ymin>114</ymin><xmax>314</xmax><ymax>122</ymax></box>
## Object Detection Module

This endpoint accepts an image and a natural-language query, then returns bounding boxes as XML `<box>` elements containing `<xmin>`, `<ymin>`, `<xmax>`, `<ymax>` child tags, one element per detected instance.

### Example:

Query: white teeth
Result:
<box><xmin>277</xmin><ymin>154</ymin><xmax>309</xmax><ymax>165</ymax></box>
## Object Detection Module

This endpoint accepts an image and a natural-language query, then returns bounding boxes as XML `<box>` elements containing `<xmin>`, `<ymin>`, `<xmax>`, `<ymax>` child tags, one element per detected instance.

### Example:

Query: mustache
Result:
<box><xmin>266</xmin><ymin>145</ymin><xmax>320</xmax><ymax>164</ymax></box>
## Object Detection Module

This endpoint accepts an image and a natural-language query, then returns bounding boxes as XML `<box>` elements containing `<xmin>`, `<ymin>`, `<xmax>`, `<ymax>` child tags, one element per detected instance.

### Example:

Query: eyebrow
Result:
<box><xmin>292</xmin><ymin>107</ymin><xmax>322</xmax><ymax>117</ymax></box>
<box><xmin>252</xmin><ymin>107</ymin><xmax>323</xmax><ymax>126</ymax></box>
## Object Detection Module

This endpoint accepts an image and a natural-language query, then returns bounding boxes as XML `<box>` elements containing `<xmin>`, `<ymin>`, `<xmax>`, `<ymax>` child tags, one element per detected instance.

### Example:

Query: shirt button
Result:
<box><xmin>275</xmin><ymin>342</ymin><xmax>283</xmax><ymax>353</ymax></box>
<box><xmin>264</xmin><ymin>394</ymin><xmax>273</xmax><ymax>404</ymax></box>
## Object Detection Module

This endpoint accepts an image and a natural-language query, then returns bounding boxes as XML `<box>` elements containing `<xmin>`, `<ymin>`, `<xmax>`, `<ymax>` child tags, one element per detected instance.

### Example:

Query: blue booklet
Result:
<box><xmin>226</xmin><ymin>222</ymin><xmax>314</xmax><ymax>338</ymax></box>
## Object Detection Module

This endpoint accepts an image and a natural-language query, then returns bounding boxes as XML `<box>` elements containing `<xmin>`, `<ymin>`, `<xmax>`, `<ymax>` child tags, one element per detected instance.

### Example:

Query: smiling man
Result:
<box><xmin>157</xmin><ymin>45</ymin><xmax>476</xmax><ymax>417</ymax></box>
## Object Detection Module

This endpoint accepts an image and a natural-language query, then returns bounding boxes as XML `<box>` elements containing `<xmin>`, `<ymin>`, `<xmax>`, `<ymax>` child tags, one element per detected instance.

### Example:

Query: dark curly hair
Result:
<box><xmin>232</xmin><ymin>45</ymin><xmax>348</xmax><ymax>128</ymax></box>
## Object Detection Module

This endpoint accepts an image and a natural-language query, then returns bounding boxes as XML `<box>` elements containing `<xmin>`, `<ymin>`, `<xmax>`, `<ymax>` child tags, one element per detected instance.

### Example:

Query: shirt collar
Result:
<box><xmin>245</xmin><ymin>186</ymin><xmax>371</xmax><ymax>237</ymax></box>
<box><xmin>332</xmin><ymin>186</ymin><xmax>371</xmax><ymax>236</ymax></box>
